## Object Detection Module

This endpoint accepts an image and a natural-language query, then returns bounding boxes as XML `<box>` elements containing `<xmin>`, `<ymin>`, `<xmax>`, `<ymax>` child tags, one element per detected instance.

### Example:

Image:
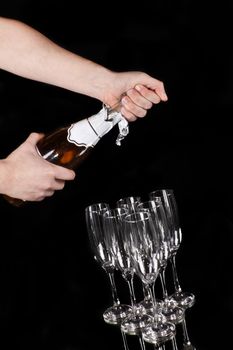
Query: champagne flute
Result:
<box><xmin>134</xmin><ymin>202</ymin><xmax>181</xmax><ymax>350</ymax></box>
<box><xmin>137</xmin><ymin>200</ymin><xmax>184</xmax><ymax>325</ymax></box>
<box><xmin>85</xmin><ymin>202</ymin><xmax>132</xmax><ymax>350</ymax></box>
<box><xmin>116</xmin><ymin>196</ymin><xmax>142</xmax><ymax>213</ymax></box>
<box><xmin>103</xmin><ymin>208</ymin><xmax>137</xmax><ymax>309</ymax></box>
<box><xmin>122</xmin><ymin>211</ymin><xmax>176</xmax><ymax>345</ymax></box>
<box><xmin>149</xmin><ymin>189</ymin><xmax>195</xmax><ymax>309</ymax></box>
<box><xmin>103</xmin><ymin>207</ymin><xmax>149</xmax><ymax>350</ymax></box>
<box><xmin>149</xmin><ymin>189</ymin><xmax>196</xmax><ymax>349</ymax></box>
<box><xmin>85</xmin><ymin>203</ymin><xmax>132</xmax><ymax>324</ymax></box>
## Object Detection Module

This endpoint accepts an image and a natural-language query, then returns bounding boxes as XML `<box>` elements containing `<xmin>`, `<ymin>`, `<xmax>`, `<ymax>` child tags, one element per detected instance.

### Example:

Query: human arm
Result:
<box><xmin>0</xmin><ymin>16</ymin><xmax>168</xmax><ymax>121</ymax></box>
<box><xmin>0</xmin><ymin>133</ymin><xmax>75</xmax><ymax>201</ymax></box>
<box><xmin>0</xmin><ymin>16</ymin><xmax>168</xmax><ymax>202</ymax></box>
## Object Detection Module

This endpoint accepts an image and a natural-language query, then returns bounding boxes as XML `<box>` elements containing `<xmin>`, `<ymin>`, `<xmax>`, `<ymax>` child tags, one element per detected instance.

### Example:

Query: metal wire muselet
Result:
<box><xmin>104</xmin><ymin>103</ymin><xmax>129</xmax><ymax>146</ymax></box>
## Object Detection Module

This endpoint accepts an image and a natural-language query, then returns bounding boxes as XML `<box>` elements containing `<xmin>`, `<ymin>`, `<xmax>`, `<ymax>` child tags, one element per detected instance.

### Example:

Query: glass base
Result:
<box><xmin>142</xmin><ymin>321</ymin><xmax>176</xmax><ymax>344</ymax></box>
<box><xmin>168</xmin><ymin>291</ymin><xmax>195</xmax><ymax>309</ymax></box>
<box><xmin>161</xmin><ymin>305</ymin><xmax>184</xmax><ymax>324</ymax></box>
<box><xmin>183</xmin><ymin>342</ymin><xmax>196</xmax><ymax>350</ymax></box>
<box><xmin>138</xmin><ymin>298</ymin><xmax>164</xmax><ymax>317</ymax></box>
<box><xmin>121</xmin><ymin>313</ymin><xmax>154</xmax><ymax>336</ymax></box>
<box><xmin>103</xmin><ymin>304</ymin><xmax>132</xmax><ymax>325</ymax></box>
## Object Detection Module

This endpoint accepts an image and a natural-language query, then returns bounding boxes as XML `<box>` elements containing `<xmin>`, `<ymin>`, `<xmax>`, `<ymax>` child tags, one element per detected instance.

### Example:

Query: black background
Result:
<box><xmin>0</xmin><ymin>1</ymin><xmax>233</xmax><ymax>349</ymax></box>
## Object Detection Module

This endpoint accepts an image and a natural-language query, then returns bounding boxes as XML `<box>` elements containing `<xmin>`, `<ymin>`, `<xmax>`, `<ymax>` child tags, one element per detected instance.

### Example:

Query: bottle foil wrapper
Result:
<box><xmin>105</xmin><ymin>105</ymin><xmax>129</xmax><ymax>146</ymax></box>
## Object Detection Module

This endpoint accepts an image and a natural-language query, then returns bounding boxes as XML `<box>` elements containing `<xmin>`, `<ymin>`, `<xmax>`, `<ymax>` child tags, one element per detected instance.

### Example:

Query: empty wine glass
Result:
<box><xmin>137</xmin><ymin>200</ymin><xmax>184</xmax><ymax>350</ymax></box>
<box><xmin>116</xmin><ymin>196</ymin><xmax>142</xmax><ymax>213</ymax></box>
<box><xmin>103</xmin><ymin>207</ymin><xmax>137</xmax><ymax>309</ymax></box>
<box><xmin>103</xmin><ymin>207</ymin><xmax>149</xmax><ymax>350</ymax></box>
<box><xmin>149</xmin><ymin>189</ymin><xmax>195</xmax><ymax>309</ymax></box>
<box><xmin>149</xmin><ymin>189</ymin><xmax>196</xmax><ymax>349</ymax></box>
<box><xmin>122</xmin><ymin>211</ymin><xmax>176</xmax><ymax>345</ymax></box>
<box><xmin>137</xmin><ymin>199</ymin><xmax>184</xmax><ymax>325</ymax></box>
<box><xmin>85</xmin><ymin>202</ymin><xmax>132</xmax><ymax>350</ymax></box>
<box><xmin>85</xmin><ymin>203</ymin><xmax>132</xmax><ymax>324</ymax></box>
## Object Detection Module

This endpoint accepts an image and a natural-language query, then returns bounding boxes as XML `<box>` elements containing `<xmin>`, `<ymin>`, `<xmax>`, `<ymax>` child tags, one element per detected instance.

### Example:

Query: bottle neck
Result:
<box><xmin>67</xmin><ymin>106</ymin><xmax>122</xmax><ymax>148</ymax></box>
<box><xmin>87</xmin><ymin>107</ymin><xmax>122</xmax><ymax>142</ymax></box>
<box><xmin>89</xmin><ymin>105</ymin><xmax>129</xmax><ymax>146</ymax></box>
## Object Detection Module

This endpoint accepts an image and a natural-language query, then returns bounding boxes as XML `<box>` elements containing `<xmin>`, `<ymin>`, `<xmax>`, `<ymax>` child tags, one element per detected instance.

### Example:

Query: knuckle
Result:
<box><xmin>138</xmin><ymin>109</ymin><xmax>147</xmax><ymax>118</ymax></box>
<box><xmin>146</xmin><ymin>101</ymin><xmax>153</xmax><ymax>109</ymax></box>
<box><xmin>121</xmin><ymin>108</ymin><xmax>136</xmax><ymax>121</ymax></box>
<box><xmin>154</xmin><ymin>96</ymin><xmax>161</xmax><ymax>104</ymax></box>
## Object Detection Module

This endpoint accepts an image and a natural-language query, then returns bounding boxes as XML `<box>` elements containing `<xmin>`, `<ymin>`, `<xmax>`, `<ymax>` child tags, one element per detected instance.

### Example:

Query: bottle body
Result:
<box><xmin>4</xmin><ymin>106</ymin><xmax>127</xmax><ymax>207</ymax></box>
<box><xmin>36</xmin><ymin>126</ymin><xmax>93</xmax><ymax>169</ymax></box>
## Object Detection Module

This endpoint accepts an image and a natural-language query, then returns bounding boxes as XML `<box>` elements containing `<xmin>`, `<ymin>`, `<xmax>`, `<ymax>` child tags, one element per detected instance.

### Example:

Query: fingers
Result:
<box><xmin>120</xmin><ymin>100</ymin><xmax>146</xmax><ymax>121</ymax></box>
<box><xmin>120</xmin><ymin>106</ymin><xmax>138</xmax><ymax>121</ymax></box>
<box><xmin>120</xmin><ymin>80</ymin><xmax>168</xmax><ymax>121</ymax></box>
<box><xmin>128</xmin><ymin>88</ymin><xmax>155</xmax><ymax>109</ymax></box>
<box><xmin>135</xmin><ymin>85</ymin><xmax>162</xmax><ymax>104</ymax></box>
<box><xmin>120</xmin><ymin>88</ymin><xmax>155</xmax><ymax>121</ymax></box>
<box><xmin>27</xmin><ymin>134</ymin><xmax>76</xmax><ymax>182</ymax></box>
<box><xmin>53</xmin><ymin>164</ymin><xmax>76</xmax><ymax>181</ymax></box>
<box><xmin>35</xmin><ymin>190</ymin><xmax>55</xmax><ymax>201</ymax></box>
<box><xmin>142</xmin><ymin>77</ymin><xmax>168</xmax><ymax>102</ymax></box>
<box><xmin>34</xmin><ymin>165</ymin><xmax>75</xmax><ymax>201</ymax></box>
<box><xmin>44</xmin><ymin>179</ymin><xmax>66</xmax><ymax>197</ymax></box>
<box><xmin>52</xmin><ymin>179</ymin><xmax>66</xmax><ymax>191</ymax></box>
<box><xmin>153</xmin><ymin>81</ymin><xmax>168</xmax><ymax>102</ymax></box>
<box><xmin>34</xmin><ymin>177</ymin><xmax>73</xmax><ymax>202</ymax></box>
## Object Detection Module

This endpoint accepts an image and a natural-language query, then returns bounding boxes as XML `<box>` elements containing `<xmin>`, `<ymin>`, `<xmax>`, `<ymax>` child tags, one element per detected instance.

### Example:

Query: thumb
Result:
<box><xmin>144</xmin><ymin>77</ymin><xmax>168</xmax><ymax>102</ymax></box>
<box><xmin>155</xmin><ymin>84</ymin><xmax>168</xmax><ymax>102</ymax></box>
<box><xmin>26</xmin><ymin>132</ymin><xmax>45</xmax><ymax>145</ymax></box>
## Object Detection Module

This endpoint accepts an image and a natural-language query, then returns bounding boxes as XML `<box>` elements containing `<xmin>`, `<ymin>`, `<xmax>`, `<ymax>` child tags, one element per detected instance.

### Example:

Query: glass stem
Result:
<box><xmin>172</xmin><ymin>336</ymin><xmax>179</xmax><ymax>350</ymax></box>
<box><xmin>181</xmin><ymin>317</ymin><xmax>191</xmax><ymax>345</ymax></box>
<box><xmin>143</xmin><ymin>283</ymin><xmax>150</xmax><ymax>300</ymax></box>
<box><xmin>108</xmin><ymin>271</ymin><xmax>120</xmax><ymax>305</ymax></box>
<box><xmin>138</xmin><ymin>332</ymin><xmax>146</xmax><ymax>350</ymax></box>
<box><xmin>154</xmin><ymin>345</ymin><xmax>165</xmax><ymax>350</ymax></box>
<box><xmin>146</xmin><ymin>283</ymin><xmax>157</xmax><ymax>322</ymax></box>
<box><xmin>125</xmin><ymin>275</ymin><xmax>137</xmax><ymax>308</ymax></box>
<box><xmin>159</xmin><ymin>265</ymin><xmax>169</xmax><ymax>300</ymax></box>
<box><xmin>121</xmin><ymin>330</ymin><xmax>130</xmax><ymax>350</ymax></box>
<box><xmin>170</xmin><ymin>254</ymin><xmax>182</xmax><ymax>293</ymax></box>
<box><xmin>154</xmin><ymin>344</ymin><xmax>166</xmax><ymax>350</ymax></box>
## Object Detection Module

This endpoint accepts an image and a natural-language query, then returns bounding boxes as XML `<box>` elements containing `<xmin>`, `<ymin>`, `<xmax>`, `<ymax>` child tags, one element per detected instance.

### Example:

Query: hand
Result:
<box><xmin>103</xmin><ymin>71</ymin><xmax>168</xmax><ymax>121</ymax></box>
<box><xmin>0</xmin><ymin>133</ymin><xmax>75</xmax><ymax>201</ymax></box>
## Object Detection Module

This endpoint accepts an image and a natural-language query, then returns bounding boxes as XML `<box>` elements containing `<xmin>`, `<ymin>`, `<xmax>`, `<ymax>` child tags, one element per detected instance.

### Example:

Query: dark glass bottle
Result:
<box><xmin>5</xmin><ymin>106</ymin><xmax>128</xmax><ymax>207</ymax></box>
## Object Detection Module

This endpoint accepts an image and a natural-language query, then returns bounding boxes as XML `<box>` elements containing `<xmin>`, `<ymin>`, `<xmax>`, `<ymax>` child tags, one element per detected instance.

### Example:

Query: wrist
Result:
<box><xmin>86</xmin><ymin>65</ymin><xmax>116</xmax><ymax>103</ymax></box>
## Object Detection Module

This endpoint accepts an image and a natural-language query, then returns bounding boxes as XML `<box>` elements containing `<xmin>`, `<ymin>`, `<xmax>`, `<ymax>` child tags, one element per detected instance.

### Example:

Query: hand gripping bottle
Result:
<box><xmin>5</xmin><ymin>104</ymin><xmax>129</xmax><ymax>207</ymax></box>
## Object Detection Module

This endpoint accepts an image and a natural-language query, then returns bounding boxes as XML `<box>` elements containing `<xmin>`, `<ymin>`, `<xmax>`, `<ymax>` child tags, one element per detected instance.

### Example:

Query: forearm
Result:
<box><xmin>0</xmin><ymin>17</ymin><xmax>114</xmax><ymax>101</ymax></box>
<box><xmin>0</xmin><ymin>160</ymin><xmax>8</xmax><ymax>195</ymax></box>
<box><xmin>0</xmin><ymin>17</ymin><xmax>168</xmax><ymax>121</ymax></box>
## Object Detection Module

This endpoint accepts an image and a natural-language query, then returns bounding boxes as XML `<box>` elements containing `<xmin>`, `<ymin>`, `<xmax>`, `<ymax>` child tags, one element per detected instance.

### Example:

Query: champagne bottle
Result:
<box><xmin>4</xmin><ymin>105</ymin><xmax>129</xmax><ymax>207</ymax></box>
